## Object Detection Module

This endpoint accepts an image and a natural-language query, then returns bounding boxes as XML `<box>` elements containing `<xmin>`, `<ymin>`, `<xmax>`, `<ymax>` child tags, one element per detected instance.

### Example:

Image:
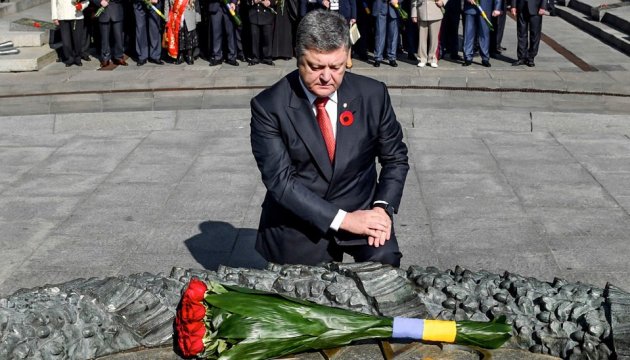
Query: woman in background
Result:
<box><xmin>165</xmin><ymin>0</ymin><xmax>201</xmax><ymax>64</ymax></box>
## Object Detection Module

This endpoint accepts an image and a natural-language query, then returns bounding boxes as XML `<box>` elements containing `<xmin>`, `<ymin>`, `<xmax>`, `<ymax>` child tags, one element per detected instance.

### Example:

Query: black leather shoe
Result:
<box><xmin>512</xmin><ymin>59</ymin><xmax>526</xmax><ymax>66</ymax></box>
<box><xmin>136</xmin><ymin>59</ymin><xmax>147</xmax><ymax>66</ymax></box>
<box><xmin>373</xmin><ymin>61</ymin><xmax>380</xmax><ymax>67</ymax></box>
<box><xmin>75</xmin><ymin>60</ymin><xmax>82</xmax><ymax>66</ymax></box>
<box><xmin>65</xmin><ymin>63</ymin><xmax>72</xmax><ymax>67</ymax></box>
<box><xmin>248</xmin><ymin>60</ymin><xmax>258</xmax><ymax>66</ymax></box>
<box><xmin>462</xmin><ymin>60</ymin><xmax>472</xmax><ymax>66</ymax></box>
<box><xmin>407</xmin><ymin>53</ymin><xmax>417</xmax><ymax>61</ymax></box>
<box><xmin>389</xmin><ymin>59</ymin><xmax>398</xmax><ymax>67</ymax></box>
<box><xmin>225</xmin><ymin>59</ymin><xmax>239</xmax><ymax>66</ymax></box>
<box><xmin>498</xmin><ymin>46</ymin><xmax>506</xmax><ymax>51</ymax></box>
<box><xmin>450</xmin><ymin>54</ymin><xmax>463</xmax><ymax>61</ymax></box>
<box><xmin>185</xmin><ymin>55</ymin><xmax>194</xmax><ymax>65</ymax></box>
<box><xmin>148</xmin><ymin>58</ymin><xmax>164</xmax><ymax>65</ymax></box>
<box><xmin>526</xmin><ymin>60</ymin><xmax>535</xmax><ymax>67</ymax></box>
<box><xmin>81</xmin><ymin>55</ymin><xmax>91</xmax><ymax>61</ymax></box>
<box><xmin>261</xmin><ymin>59</ymin><xmax>275</xmax><ymax>66</ymax></box>
<box><xmin>482</xmin><ymin>60</ymin><xmax>491</xmax><ymax>67</ymax></box>
<box><xmin>208</xmin><ymin>59</ymin><xmax>222</xmax><ymax>66</ymax></box>
<box><xmin>237</xmin><ymin>55</ymin><xmax>246</xmax><ymax>62</ymax></box>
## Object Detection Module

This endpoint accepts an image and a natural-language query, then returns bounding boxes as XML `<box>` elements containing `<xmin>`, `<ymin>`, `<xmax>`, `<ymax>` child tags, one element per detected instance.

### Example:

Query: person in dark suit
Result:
<box><xmin>250</xmin><ymin>10</ymin><xmax>409</xmax><ymax>267</ymax></box>
<box><xmin>511</xmin><ymin>0</ymin><xmax>546</xmax><ymax>67</ymax></box>
<box><xmin>489</xmin><ymin>0</ymin><xmax>506</xmax><ymax>57</ymax></box>
<box><xmin>93</xmin><ymin>0</ymin><xmax>127</xmax><ymax>66</ymax></box>
<box><xmin>206</xmin><ymin>0</ymin><xmax>239</xmax><ymax>65</ymax></box>
<box><xmin>462</xmin><ymin>0</ymin><xmax>500</xmax><ymax>67</ymax></box>
<box><xmin>133</xmin><ymin>0</ymin><xmax>164</xmax><ymax>65</ymax></box>
<box><xmin>247</xmin><ymin>0</ymin><xmax>275</xmax><ymax>66</ymax></box>
<box><xmin>372</xmin><ymin>0</ymin><xmax>400</xmax><ymax>67</ymax></box>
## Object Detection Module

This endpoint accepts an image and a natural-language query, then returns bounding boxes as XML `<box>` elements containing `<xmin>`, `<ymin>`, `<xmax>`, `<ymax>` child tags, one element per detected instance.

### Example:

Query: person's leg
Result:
<box><xmin>134</xmin><ymin>2</ymin><xmax>148</xmax><ymax>61</ymax></box>
<box><xmin>59</xmin><ymin>20</ymin><xmax>74</xmax><ymax>65</ymax></box>
<box><xmin>224</xmin><ymin>11</ymin><xmax>237</xmax><ymax>61</ymax></box>
<box><xmin>418</xmin><ymin>20</ymin><xmax>428</xmax><ymax>64</ymax></box>
<box><xmin>478</xmin><ymin>15</ymin><xmax>490</xmax><ymax>61</ymax></box>
<box><xmin>427</xmin><ymin>20</ymin><xmax>440</xmax><ymax>64</ymax></box>
<box><xmin>462</xmin><ymin>13</ymin><xmax>475</xmax><ymax>61</ymax></box>
<box><xmin>250</xmin><ymin>22</ymin><xmax>261</xmax><ymax>63</ymax></box>
<box><xmin>261</xmin><ymin>23</ymin><xmax>273</xmax><ymax>62</ymax></box>
<box><xmin>373</xmin><ymin>14</ymin><xmax>386</xmax><ymax>62</ymax></box>
<box><xmin>71</xmin><ymin>19</ymin><xmax>85</xmax><ymax>63</ymax></box>
<box><xmin>148</xmin><ymin>1</ymin><xmax>162</xmax><ymax>61</ymax></box>
<box><xmin>99</xmin><ymin>22</ymin><xmax>112</xmax><ymax>62</ymax></box>
<box><xmin>516</xmin><ymin>9</ymin><xmax>528</xmax><ymax>61</ymax></box>
<box><xmin>385</xmin><ymin>15</ymin><xmax>398</xmax><ymax>60</ymax></box>
<box><xmin>528</xmin><ymin>13</ymin><xmax>542</xmax><ymax>62</ymax></box>
<box><xmin>111</xmin><ymin>21</ymin><xmax>125</xmax><ymax>60</ymax></box>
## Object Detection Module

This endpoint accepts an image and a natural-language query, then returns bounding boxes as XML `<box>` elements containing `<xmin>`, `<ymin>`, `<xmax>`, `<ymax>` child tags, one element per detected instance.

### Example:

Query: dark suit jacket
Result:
<box><xmin>92</xmin><ymin>0</ymin><xmax>125</xmax><ymax>22</ymax></box>
<box><xmin>250</xmin><ymin>70</ymin><xmax>409</xmax><ymax>264</ymax></box>
<box><xmin>511</xmin><ymin>0</ymin><xmax>546</xmax><ymax>13</ymax></box>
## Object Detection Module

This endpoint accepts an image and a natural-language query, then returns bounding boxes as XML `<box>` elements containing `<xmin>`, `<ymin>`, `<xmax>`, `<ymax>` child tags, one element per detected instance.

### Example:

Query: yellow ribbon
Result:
<box><xmin>422</xmin><ymin>320</ymin><xmax>457</xmax><ymax>343</ymax></box>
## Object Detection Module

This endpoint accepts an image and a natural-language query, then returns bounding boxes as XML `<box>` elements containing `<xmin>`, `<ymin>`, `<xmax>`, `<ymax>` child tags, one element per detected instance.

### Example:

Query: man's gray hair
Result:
<box><xmin>295</xmin><ymin>10</ymin><xmax>350</xmax><ymax>60</ymax></box>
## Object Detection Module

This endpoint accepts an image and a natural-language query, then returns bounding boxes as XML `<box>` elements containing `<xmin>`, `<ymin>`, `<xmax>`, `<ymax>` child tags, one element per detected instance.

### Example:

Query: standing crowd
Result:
<box><xmin>50</xmin><ymin>0</ymin><xmax>550</xmax><ymax>68</ymax></box>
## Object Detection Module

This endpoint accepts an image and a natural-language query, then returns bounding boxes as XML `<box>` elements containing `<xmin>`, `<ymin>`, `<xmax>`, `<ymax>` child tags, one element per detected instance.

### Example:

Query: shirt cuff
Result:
<box><xmin>373</xmin><ymin>200</ymin><xmax>389</xmax><ymax>206</ymax></box>
<box><xmin>330</xmin><ymin>209</ymin><xmax>347</xmax><ymax>231</ymax></box>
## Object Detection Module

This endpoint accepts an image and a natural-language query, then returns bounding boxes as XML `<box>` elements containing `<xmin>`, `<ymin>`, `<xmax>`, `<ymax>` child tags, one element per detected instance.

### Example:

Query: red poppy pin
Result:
<box><xmin>339</xmin><ymin>110</ymin><xmax>354</xmax><ymax>126</ymax></box>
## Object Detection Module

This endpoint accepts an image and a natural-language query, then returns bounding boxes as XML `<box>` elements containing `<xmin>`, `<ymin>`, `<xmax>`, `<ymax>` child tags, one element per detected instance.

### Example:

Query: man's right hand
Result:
<box><xmin>339</xmin><ymin>209</ymin><xmax>391</xmax><ymax>247</ymax></box>
<box><xmin>510</xmin><ymin>7</ymin><xmax>516</xmax><ymax>15</ymax></box>
<box><xmin>100</xmin><ymin>0</ymin><xmax>109</xmax><ymax>7</ymax></box>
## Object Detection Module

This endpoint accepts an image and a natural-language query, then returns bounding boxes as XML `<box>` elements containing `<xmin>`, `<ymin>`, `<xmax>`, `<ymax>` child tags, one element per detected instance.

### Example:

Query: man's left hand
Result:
<box><xmin>492</xmin><ymin>9</ymin><xmax>501</xmax><ymax>16</ymax></box>
<box><xmin>368</xmin><ymin>207</ymin><xmax>392</xmax><ymax>247</ymax></box>
<box><xmin>538</xmin><ymin>7</ymin><xmax>546</xmax><ymax>14</ymax></box>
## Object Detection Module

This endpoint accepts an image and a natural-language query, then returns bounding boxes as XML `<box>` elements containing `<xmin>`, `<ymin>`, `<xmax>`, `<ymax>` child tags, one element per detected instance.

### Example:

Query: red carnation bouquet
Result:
<box><xmin>175</xmin><ymin>278</ymin><xmax>512</xmax><ymax>359</ymax></box>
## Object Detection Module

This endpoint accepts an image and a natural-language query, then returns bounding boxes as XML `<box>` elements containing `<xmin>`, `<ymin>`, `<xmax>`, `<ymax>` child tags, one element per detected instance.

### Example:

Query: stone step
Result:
<box><xmin>0</xmin><ymin>23</ymin><xmax>47</xmax><ymax>47</ymax></box>
<box><xmin>0</xmin><ymin>44</ymin><xmax>56</xmax><ymax>72</ymax></box>
<box><xmin>556</xmin><ymin>4</ymin><xmax>630</xmax><ymax>56</ymax></box>
<box><xmin>602</xmin><ymin>6</ymin><xmax>630</xmax><ymax>34</ymax></box>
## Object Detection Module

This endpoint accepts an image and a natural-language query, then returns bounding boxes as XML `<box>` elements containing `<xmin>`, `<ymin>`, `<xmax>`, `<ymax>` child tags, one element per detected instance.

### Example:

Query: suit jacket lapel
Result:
<box><xmin>287</xmin><ymin>72</ymin><xmax>334</xmax><ymax>181</ymax></box>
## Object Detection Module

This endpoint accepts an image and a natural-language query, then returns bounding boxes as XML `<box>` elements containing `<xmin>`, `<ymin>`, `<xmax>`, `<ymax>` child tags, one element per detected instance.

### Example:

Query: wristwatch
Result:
<box><xmin>372</xmin><ymin>203</ymin><xmax>394</xmax><ymax>219</ymax></box>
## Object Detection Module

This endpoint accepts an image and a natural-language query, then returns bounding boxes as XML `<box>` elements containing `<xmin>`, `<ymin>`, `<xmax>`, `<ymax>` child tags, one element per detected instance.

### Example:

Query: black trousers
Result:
<box><xmin>208</xmin><ymin>8</ymin><xmax>237</xmax><ymax>61</ymax></box>
<box><xmin>99</xmin><ymin>20</ymin><xmax>124</xmax><ymax>60</ymax></box>
<box><xmin>250</xmin><ymin>22</ymin><xmax>272</xmax><ymax>62</ymax></box>
<box><xmin>58</xmin><ymin>19</ymin><xmax>85</xmax><ymax>64</ymax></box>
<box><xmin>516</xmin><ymin>6</ymin><xmax>542</xmax><ymax>61</ymax></box>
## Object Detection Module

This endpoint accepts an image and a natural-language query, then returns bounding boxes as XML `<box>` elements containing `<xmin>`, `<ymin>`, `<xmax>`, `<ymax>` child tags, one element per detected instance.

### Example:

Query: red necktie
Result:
<box><xmin>314</xmin><ymin>97</ymin><xmax>335</xmax><ymax>162</ymax></box>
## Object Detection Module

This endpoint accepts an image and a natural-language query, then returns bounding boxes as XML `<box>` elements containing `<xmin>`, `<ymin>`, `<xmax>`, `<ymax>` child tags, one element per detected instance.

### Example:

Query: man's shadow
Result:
<box><xmin>184</xmin><ymin>220</ymin><xmax>268</xmax><ymax>270</ymax></box>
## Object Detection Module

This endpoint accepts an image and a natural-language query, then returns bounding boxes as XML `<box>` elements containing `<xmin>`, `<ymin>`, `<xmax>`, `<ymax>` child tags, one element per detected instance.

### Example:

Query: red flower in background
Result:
<box><xmin>339</xmin><ymin>110</ymin><xmax>354</xmax><ymax>126</ymax></box>
<box><xmin>33</xmin><ymin>22</ymin><xmax>41</xmax><ymax>28</ymax></box>
<box><xmin>184</xmin><ymin>278</ymin><xmax>208</xmax><ymax>302</ymax></box>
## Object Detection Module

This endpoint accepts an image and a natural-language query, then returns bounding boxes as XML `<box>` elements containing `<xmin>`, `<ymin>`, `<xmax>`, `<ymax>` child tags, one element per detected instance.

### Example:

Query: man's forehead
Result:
<box><xmin>302</xmin><ymin>48</ymin><xmax>348</xmax><ymax>63</ymax></box>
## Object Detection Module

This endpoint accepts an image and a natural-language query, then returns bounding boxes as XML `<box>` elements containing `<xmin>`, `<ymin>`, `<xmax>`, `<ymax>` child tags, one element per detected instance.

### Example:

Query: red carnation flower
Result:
<box><xmin>177</xmin><ymin>324</ymin><xmax>205</xmax><ymax>357</ymax></box>
<box><xmin>75</xmin><ymin>3</ymin><xmax>82</xmax><ymax>10</ymax></box>
<box><xmin>339</xmin><ymin>110</ymin><xmax>354</xmax><ymax>126</ymax></box>
<box><xmin>33</xmin><ymin>22</ymin><xmax>41</xmax><ymax>28</ymax></box>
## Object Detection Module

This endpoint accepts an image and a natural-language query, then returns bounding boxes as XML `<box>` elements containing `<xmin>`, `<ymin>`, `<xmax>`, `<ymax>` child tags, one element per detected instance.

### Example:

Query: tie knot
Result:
<box><xmin>315</xmin><ymin>97</ymin><xmax>329</xmax><ymax>108</ymax></box>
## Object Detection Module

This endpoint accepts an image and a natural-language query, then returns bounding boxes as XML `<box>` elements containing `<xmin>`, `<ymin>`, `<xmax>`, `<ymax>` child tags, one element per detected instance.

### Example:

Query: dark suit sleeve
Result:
<box><xmin>251</xmin><ymin>97</ymin><xmax>340</xmax><ymax>234</ymax></box>
<box><xmin>350</xmin><ymin>0</ymin><xmax>357</xmax><ymax>19</ymax></box>
<box><xmin>374</xmin><ymin>82</ymin><xmax>409</xmax><ymax>212</ymax></box>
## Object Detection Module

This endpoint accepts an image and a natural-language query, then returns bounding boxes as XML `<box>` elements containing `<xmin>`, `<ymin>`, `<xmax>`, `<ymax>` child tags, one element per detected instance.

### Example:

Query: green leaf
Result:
<box><xmin>455</xmin><ymin>317</ymin><xmax>512</xmax><ymax>349</ymax></box>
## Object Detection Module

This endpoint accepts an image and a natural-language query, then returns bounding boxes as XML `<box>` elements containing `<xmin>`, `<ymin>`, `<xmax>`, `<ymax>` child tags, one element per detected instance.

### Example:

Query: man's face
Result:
<box><xmin>298</xmin><ymin>47</ymin><xmax>348</xmax><ymax>98</ymax></box>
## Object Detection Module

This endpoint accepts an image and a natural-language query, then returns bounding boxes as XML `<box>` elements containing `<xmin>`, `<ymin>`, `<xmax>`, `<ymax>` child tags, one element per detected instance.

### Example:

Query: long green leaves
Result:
<box><xmin>455</xmin><ymin>316</ymin><xmax>512</xmax><ymax>349</ymax></box>
<box><xmin>204</xmin><ymin>282</ymin><xmax>393</xmax><ymax>360</ymax></box>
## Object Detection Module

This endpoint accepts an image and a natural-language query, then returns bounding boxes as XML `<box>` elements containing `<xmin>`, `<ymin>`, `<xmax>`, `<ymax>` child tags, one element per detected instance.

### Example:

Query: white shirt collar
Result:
<box><xmin>299</xmin><ymin>77</ymin><xmax>338</xmax><ymax>107</ymax></box>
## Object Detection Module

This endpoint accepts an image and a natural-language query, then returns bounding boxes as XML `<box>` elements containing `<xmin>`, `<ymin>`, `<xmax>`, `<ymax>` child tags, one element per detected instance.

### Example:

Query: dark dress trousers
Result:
<box><xmin>250</xmin><ymin>70</ymin><xmax>409</xmax><ymax>266</ymax></box>
<box><xmin>248</xmin><ymin>0</ymin><xmax>275</xmax><ymax>63</ymax></box>
<box><xmin>133</xmin><ymin>0</ymin><xmax>163</xmax><ymax>61</ymax></box>
<box><xmin>58</xmin><ymin>19</ymin><xmax>85</xmax><ymax>64</ymax></box>
<box><xmin>512</xmin><ymin>0</ymin><xmax>545</xmax><ymax>62</ymax></box>
<box><xmin>207</xmin><ymin>0</ymin><xmax>238</xmax><ymax>61</ymax></box>
<box><xmin>92</xmin><ymin>0</ymin><xmax>125</xmax><ymax>61</ymax></box>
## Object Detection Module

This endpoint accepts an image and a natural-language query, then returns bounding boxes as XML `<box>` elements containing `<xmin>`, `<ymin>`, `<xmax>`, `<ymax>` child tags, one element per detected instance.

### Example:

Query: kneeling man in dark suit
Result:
<box><xmin>250</xmin><ymin>10</ymin><xmax>409</xmax><ymax>267</ymax></box>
